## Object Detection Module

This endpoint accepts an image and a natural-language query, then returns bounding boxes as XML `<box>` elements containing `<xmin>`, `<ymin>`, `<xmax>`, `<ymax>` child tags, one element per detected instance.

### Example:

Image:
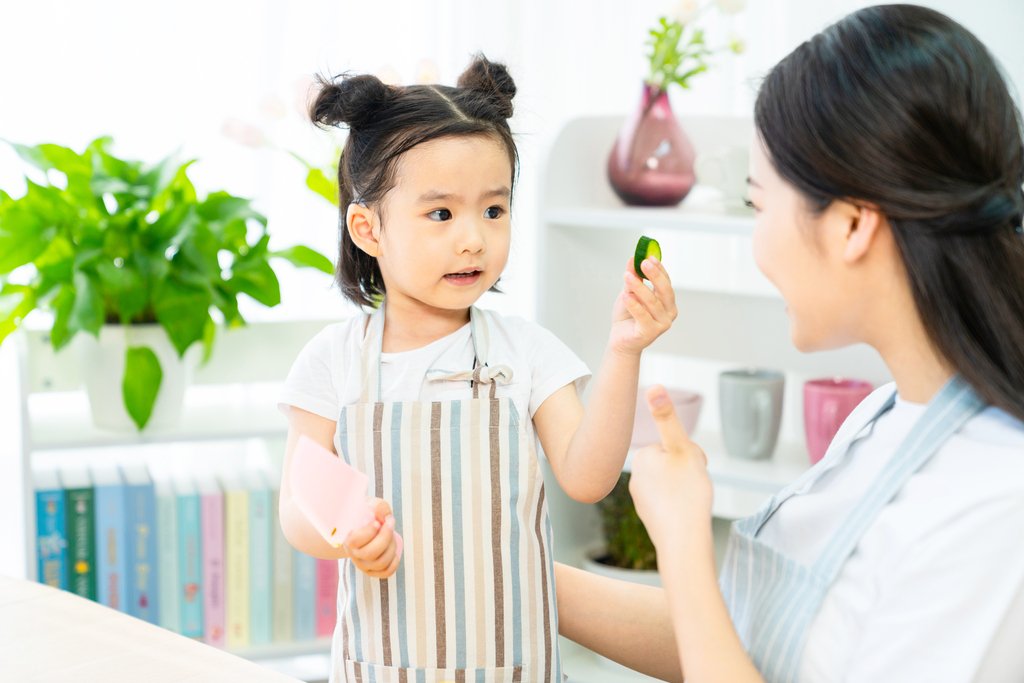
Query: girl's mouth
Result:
<box><xmin>444</xmin><ymin>270</ymin><xmax>482</xmax><ymax>286</ymax></box>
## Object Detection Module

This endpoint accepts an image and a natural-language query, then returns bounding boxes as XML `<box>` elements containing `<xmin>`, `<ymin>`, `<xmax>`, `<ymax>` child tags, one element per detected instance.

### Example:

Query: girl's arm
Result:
<box><xmin>534</xmin><ymin>257</ymin><xmax>676</xmax><ymax>503</ymax></box>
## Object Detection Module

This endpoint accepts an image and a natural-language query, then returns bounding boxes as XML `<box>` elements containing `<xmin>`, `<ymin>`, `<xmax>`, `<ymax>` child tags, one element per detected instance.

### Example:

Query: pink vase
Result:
<box><xmin>607</xmin><ymin>83</ymin><xmax>697</xmax><ymax>206</ymax></box>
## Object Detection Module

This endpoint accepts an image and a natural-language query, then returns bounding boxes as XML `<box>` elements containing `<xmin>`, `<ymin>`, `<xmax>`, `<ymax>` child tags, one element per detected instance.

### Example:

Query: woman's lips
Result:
<box><xmin>443</xmin><ymin>270</ymin><xmax>482</xmax><ymax>286</ymax></box>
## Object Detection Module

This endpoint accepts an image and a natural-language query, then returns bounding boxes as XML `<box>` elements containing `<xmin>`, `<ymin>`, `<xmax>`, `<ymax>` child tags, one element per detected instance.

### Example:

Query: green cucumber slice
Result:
<box><xmin>634</xmin><ymin>236</ymin><xmax>662</xmax><ymax>279</ymax></box>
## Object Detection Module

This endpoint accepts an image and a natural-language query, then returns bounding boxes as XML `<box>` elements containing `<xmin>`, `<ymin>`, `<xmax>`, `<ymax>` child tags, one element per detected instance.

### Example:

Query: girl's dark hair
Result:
<box><xmin>756</xmin><ymin>4</ymin><xmax>1024</xmax><ymax>422</ymax></box>
<box><xmin>309</xmin><ymin>54</ymin><xmax>518</xmax><ymax>308</ymax></box>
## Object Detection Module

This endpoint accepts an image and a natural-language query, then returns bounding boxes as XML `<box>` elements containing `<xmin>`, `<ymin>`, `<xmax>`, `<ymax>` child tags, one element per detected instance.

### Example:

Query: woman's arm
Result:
<box><xmin>555</xmin><ymin>562</ymin><xmax>685</xmax><ymax>683</ymax></box>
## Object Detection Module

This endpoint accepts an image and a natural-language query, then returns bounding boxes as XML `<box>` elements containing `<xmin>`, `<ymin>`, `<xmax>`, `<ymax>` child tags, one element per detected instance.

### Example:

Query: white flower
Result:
<box><xmin>729</xmin><ymin>34</ymin><xmax>746</xmax><ymax>54</ymax></box>
<box><xmin>672</xmin><ymin>0</ymin><xmax>701</xmax><ymax>25</ymax></box>
<box><xmin>716</xmin><ymin>0</ymin><xmax>746</xmax><ymax>14</ymax></box>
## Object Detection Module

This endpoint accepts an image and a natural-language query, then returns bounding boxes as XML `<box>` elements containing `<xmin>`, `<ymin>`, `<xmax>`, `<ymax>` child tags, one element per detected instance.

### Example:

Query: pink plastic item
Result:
<box><xmin>804</xmin><ymin>378</ymin><xmax>874</xmax><ymax>465</ymax></box>
<box><xmin>290</xmin><ymin>435</ymin><xmax>403</xmax><ymax>560</ymax></box>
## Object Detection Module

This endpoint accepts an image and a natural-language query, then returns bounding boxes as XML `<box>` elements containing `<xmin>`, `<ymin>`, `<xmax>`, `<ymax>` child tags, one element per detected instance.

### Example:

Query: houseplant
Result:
<box><xmin>0</xmin><ymin>137</ymin><xmax>333</xmax><ymax>429</ymax></box>
<box><xmin>607</xmin><ymin>0</ymin><xmax>747</xmax><ymax>206</ymax></box>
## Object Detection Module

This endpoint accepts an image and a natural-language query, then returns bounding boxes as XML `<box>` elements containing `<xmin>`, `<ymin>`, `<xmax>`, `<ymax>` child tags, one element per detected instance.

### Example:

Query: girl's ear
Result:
<box><xmin>842</xmin><ymin>203</ymin><xmax>885</xmax><ymax>264</ymax></box>
<box><xmin>347</xmin><ymin>203</ymin><xmax>382</xmax><ymax>257</ymax></box>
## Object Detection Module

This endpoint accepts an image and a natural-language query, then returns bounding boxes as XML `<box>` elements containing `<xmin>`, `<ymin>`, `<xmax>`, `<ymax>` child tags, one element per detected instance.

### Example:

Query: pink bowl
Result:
<box><xmin>631</xmin><ymin>386</ymin><xmax>703</xmax><ymax>448</ymax></box>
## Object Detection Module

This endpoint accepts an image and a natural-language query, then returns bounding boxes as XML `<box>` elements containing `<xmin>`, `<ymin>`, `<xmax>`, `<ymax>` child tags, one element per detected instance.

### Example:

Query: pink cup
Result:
<box><xmin>631</xmin><ymin>387</ymin><xmax>703</xmax><ymax>448</ymax></box>
<box><xmin>803</xmin><ymin>378</ymin><xmax>874</xmax><ymax>465</ymax></box>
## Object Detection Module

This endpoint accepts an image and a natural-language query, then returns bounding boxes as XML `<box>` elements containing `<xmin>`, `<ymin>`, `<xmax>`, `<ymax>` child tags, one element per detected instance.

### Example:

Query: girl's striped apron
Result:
<box><xmin>331</xmin><ymin>302</ymin><xmax>561</xmax><ymax>683</ymax></box>
<box><xmin>719</xmin><ymin>375</ymin><xmax>986</xmax><ymax>682</ymax></box>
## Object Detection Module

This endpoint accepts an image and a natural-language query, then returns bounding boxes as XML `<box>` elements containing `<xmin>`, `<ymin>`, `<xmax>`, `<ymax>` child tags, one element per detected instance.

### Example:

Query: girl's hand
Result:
<box><xmin>609</xmin><ymin>256</ymin><xmax>677</xmax><ymax>357</ymax></box>
<box><xmin>344</xmin><ymin>497</ymin><xmax>401</xmax><ymax>579</ymax></box>
<box><xmin>628</xmin><ymin>386</ymin><xmax>713</xmax><ymax>550</ymax></box>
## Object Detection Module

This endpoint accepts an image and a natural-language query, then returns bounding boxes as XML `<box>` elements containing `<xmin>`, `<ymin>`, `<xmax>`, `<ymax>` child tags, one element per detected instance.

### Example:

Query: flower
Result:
<box><xmin>716</xmin><ymin>0</ymin><xmax>746</xmax><ymax>14</ymax></box>
<box><xmin>672</xmin><ymin>0</ymin><xmax>701</xmax><ymax>25</ymax></box>
<box><xmin>729</xmin><ymin>34</ymin><xmax>746</xmax><ymax>54</ymax></box>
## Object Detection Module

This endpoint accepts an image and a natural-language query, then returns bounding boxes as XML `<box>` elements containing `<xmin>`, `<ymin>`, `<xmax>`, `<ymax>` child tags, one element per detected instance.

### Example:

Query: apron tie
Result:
<box><xmin>426</xmin><ymin>364</ymin><xmax>513</xmax><ymax>399</ymax></box>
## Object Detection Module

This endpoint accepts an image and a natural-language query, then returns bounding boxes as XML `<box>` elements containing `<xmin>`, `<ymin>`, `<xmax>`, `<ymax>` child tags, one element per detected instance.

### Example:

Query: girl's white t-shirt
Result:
<box><xmin>277</xmin><ymin>310</ymin><xmax>592</xmax><ymax>455</ymax></box>
<box><xmin>757</xmin><ymin>383</ymin><xmax>1024</xmax><ymax>683</ymax></box>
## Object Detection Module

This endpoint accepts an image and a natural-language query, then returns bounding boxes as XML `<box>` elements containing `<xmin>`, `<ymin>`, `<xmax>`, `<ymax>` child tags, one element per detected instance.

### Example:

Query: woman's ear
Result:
<box><xmin>346</xmin><ymin>203</ymin><xmax>381</xmax><ymax>257</ymax></box>
<box><xmin>843</xmin><ymin>203</ymin><xmax>885</xmax><ymax>264</ymax></box>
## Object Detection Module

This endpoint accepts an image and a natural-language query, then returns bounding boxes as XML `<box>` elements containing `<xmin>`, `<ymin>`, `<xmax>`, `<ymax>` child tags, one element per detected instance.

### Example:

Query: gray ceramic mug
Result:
<box><xmin>719</xmin><ymin>369</ymin><xmax>785</xmax><ymax>460</ymax></box>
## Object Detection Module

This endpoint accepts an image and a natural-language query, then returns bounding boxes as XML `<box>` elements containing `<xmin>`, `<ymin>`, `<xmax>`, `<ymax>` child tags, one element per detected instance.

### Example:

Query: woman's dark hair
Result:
<box><xmin>309</xmin><ymin>54</ymin><xmax>518</xmax><ymax>308</ymax></box>
<box><xmin>756</xmin><ymin>4</ymin><xmax>1024</xmax><ymax>422</ymax></box>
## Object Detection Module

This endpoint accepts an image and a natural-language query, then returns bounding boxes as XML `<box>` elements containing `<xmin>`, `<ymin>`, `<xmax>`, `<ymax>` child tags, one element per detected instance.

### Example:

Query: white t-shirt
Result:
<box><xmin>277</xmin><ymin>311</ymin><xmax>592</xmax><ymax>455</ymax></box>
<box><xmin>757</xmin><ymin>383</ymin><xmax>1024</xmax><ymax>682</ymax></box>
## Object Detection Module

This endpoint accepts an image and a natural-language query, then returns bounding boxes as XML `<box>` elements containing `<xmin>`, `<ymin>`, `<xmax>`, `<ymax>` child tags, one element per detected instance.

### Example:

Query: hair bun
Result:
<box><xmin>457</xmin><ymin>55</ymin><xmax>516</xmax><ymax>118</ymax></box>
<box><xmin>310</xmin><ymin>73</ymin><xmax>393</xmax><ymax>129</ymax></box>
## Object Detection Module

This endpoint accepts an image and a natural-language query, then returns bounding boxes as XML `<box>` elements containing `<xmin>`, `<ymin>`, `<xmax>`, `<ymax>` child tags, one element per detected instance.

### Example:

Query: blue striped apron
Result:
<box><xmin>331</xmin><ymin>302</ymin><xmax>561</xmax><ymax>683</ymax></box>
<box><xmin>718</xmin><ymin>375</ymin><xmax>986</xmax><ymax>682</ymax></box>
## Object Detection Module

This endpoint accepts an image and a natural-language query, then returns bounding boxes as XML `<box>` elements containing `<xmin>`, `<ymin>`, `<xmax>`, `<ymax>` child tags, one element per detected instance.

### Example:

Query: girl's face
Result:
<box><xmin>373</xmin><ymin>134</ymin><xmax>512</xmax><ymax>313</ymax></box>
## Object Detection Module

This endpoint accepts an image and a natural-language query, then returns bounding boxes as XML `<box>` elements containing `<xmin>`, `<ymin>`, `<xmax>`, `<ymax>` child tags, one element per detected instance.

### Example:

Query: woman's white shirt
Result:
<box><xmin>757</xmin><ymin>383</ymin><xmax>1024</xmax><ymax>682</ymax></box>
<box><xmin>278</xmin><ymin>311</ymin><xmax>591</xmax><ymax>454</ymax></box>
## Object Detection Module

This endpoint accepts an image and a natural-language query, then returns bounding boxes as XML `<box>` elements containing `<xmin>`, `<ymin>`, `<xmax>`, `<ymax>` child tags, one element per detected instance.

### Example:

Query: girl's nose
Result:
<box><xmin>455</xmin><ymin>217</ymin><xmax>486</xmax><ymax>254</ymax></box>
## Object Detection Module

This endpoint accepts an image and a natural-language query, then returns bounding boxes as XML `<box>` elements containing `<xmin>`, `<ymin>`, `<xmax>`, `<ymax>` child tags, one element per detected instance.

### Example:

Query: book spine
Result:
<box><xmin>65</xmin><ymin>488</ymin><xmax>96</xmax><ymax>600</ymax></box>
<box><xmin>225</xmin><ymin>488</ymin><xmax>250</xmax><ymax>649</ymax></box>
<box><xmin>249</xmin><ymin>486</ymin><xmax>272</xmax><ymax>645</ymax></box>
<box><xmin>36</xmin><ymin>489</ymin><xmax>67</xmax><ymax>589</ymax></box>
<box><xmin>201</xmin><ymin>492</ymin><xmax>226</xmax><ymax>648</ymax></box>
<box><xmin>126</xmin><ymin>483</ymin><xmax>159</xmax><ymax>624</ymax></box>
<box><xmin>94</xmin><ymin>484</ymin><xmax>127</xmax><ymax>612</ymax></box>
<box><xmin>292</xmin><ymin>549</ymin><xmax>317</xmax><ymax>641</ymax></box>
<box><xmin>179</xmin><ymin>493</ymin><xmax>204</xmax><ymax>639</ymax></box>
<box><xmin>271</xmin><ymin>492</ymin><xmax>294</xmax><ymax>642</ymax></box>
<box><xmin>315</xmin><ymin>558</ymin><xmax>340</xmax><ymax>638</ymax></box>
<box><xmin>156</xmin><ymin>489</ymin><xmax>181</xmax><ymax>633</ymax></box>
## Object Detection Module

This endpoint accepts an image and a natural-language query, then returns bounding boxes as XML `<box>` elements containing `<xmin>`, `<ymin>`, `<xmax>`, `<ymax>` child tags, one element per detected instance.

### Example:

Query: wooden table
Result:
<box><xmin>0</xmin><ymin>574</ymin><xmax>304</xmax><ymax>682</ymax></box>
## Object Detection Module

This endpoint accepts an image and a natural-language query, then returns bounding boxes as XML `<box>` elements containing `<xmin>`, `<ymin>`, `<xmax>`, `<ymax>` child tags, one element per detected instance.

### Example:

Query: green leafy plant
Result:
<box><xmin>0</xmin><ymin>137</ymin><xmax>334</xmax><ymax>429</ymax></box>
<box><xmin>596</xmin><ymin>472</ymin><xmax>658</xmax><ymax>570</ymax></box>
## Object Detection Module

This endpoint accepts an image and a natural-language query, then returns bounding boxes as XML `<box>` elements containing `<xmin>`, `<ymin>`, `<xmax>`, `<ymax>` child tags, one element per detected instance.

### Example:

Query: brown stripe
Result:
<box><xmin>373</xmin><ymin>403</ymin><xmax>393</xmax><ymax>667</ymax></box>
<box><xmin>470</xmin><ymin>399</ymin><xmax>487</xmax><ymax>665</ymax></box>
<box><xmin>536</xmin><ymin>486</ymin><xmax>552</xmax><ymax>683</ymax></box>
<box><xmin>430</xmin><ymin>402</ymin><xmax>447</xmax><ymax>667</ymax></box>
<box><xmin>398</xmin><ymin>668</ymin><xmax>408</xmax><ymax>683</ymax></box>
<box><xmin>455</xmin><ymin>669</ymin><xmax>466</xmax><ymax>683</ymax></box>
<box><xmin>489</xmin><ymin>395</ymin><xmax>505</xmax><ymax>666</ymax></box>
<box><xmin>513</xmin><ymin>665</ymin><xmax>523</xmax><ymax>683</ymax></box>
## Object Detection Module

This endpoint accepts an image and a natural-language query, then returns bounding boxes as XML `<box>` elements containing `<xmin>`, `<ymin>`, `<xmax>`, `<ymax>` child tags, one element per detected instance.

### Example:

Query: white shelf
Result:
<box><xmin>232</xmin><ymin>637</ymin><xmax>332</xmax><ymax>666</ymax></box>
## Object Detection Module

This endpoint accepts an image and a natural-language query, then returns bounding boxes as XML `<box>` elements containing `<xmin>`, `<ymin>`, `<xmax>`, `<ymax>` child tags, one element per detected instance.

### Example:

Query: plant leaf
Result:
<box><xmin>68</xmin><ymin>270</ymin><xmax>104</xmax><ymax>337</ymax></box>
<box><xmin>201</xmin><ymin>314</ymin><xmax>216</xmax><ymax>363</ymax></box>
<box><xmin>123</xmin><ymin>345</ymin><xmax>162</xmax><ymax>430</ymax></box>
<box><xmin>229</xmin><ymin>258</ymin><xmax>281</xmax><ymax>307</ymax></box>
<box><xmin>49</xmin><ymin>283</ymin><xmax>77</xmax><ymax>350</ymax></box>
<box><xmin>0</xmin><ymin>284</ymin><xmax>36</xmax><ymax>346</ymax></box>
<box><xmin>4</xmin><ymin>141</ymin><xmax>52</xmax><ymax>171</ymax></box>
<box><xmin>271</xmin><ymin>245</ymin><xmax>334</xmax><ymax>274</ymax></box>
<box><xmin>305</xmin><ymin>168</ymin><xmax>339</xmax><ymax>205</ymax></box>
<box><xmin>151</xmin><ymin>277</ymin><xmax>212</xmax><ymax>356</ymax></box>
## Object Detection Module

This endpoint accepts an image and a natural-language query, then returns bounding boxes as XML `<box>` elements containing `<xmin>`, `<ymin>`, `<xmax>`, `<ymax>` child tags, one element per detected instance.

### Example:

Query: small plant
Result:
<box><xmin>596</xmin><ymin>472</ymin><xmax>658</xmax><ymax>570</ymax></box>
<box><xmin>0</xmin><ymin>137</ymin><xmax>333</xmax><ymax>428</ymax></box>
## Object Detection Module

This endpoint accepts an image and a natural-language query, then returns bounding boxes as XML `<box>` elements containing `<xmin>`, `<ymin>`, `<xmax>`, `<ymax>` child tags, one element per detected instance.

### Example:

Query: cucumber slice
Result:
<box><xmin>634</xmin><ymin>236</ymin><xmax>662</xmax><ymax>279</ymax></box>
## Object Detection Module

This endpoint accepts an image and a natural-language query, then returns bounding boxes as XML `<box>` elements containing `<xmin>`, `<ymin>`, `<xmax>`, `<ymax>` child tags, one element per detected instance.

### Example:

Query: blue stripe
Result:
<box><xmin>390</xmin><ymin>403</ymin><xmax>410</xmax><ymax>668</ymax></box>
<box><xmin>417</xmin><ymin>668</ymin><xmax>427</xmax><ymax>683</ymax></box>
<box><xmin>350</xmin><ymin>560</ymin><xmax>363</xmax><ymax>661</ymax></box>
<box><xmin>546</xmin><ymin>514</ymin><xmax>561</xmax><ymax>683</ymax></box>
<box><xmin>508</xmin><ymin>404</ymin><xmax>523</xmax><ymax>666</ymax></box>
<box><xmin>450</xmin><ymin>402</ymin><xmax>468</xmax><ymax>669</ymax></box>
<box><xmin>475</xmin><ymin>669</ymin><xmax>486</xmax><ymax>683</ymax></box>
<box><xmin>339</xmin><ymin>409</ymin><xmax>350</xmax><ymax>464</ymax></box>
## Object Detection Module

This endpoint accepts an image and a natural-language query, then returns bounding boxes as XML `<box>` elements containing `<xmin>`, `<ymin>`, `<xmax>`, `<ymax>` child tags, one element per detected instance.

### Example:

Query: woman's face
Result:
<box><xmin>748</xmin><ymin>134</ymin><xmax>874</xmax><ymax>352</ymax></box>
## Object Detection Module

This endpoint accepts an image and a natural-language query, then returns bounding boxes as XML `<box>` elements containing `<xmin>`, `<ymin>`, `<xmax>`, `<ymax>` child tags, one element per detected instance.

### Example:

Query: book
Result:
<box><xmin>92</xmin><ymin>464</ymin><xmax>128</xmax><ymax>612</ymax></box>
<box><xmin>246</xmin><ymin>470</ymin><xmax>272</xmax><ymax>646</ymax></box>
<box><xmin>155</xmin><ymin>478</ymin><xmax>181</xmax><ymax>634</ymax></box>
<box><xmin>33</xmin><ymin>468</ymin><xmax>67</xmax><ymax>590</ymax></box>
<box><xmin>292</xmin><ymin>548</ymin><xmax>317</xmax><ymax>641</ymax></box>
<box><xmin>176</xmin><ymin>476</ymin><xmax>204</xmax><ymax>639</ymax></box>
<box><xmin>123</xmin><ymin>464</ymin><xmax>159</xmax><ymax>624</ymax></box>
<box><xmin>221</xmin><ymin>472</ymin><xmax>250</xmax><ymax>649</ymax></box>
<box><xmin>61</xmin><ymin>467</ymin><xmax>96</xmax><ymax>601</ymax></box>
<box><xmin>270</xmin><ymin>480</ymin><xmax>294</xmax><ymax>642</ymax></box>
<box><xmin>198</xmin><ymin>475</ymin><xmax>226</xmax><ymax>649</ymax></box>
<box><xmin>315</xmin><ymin>558</ymin><xmax>339</xmax><ymax>638</ymax></box>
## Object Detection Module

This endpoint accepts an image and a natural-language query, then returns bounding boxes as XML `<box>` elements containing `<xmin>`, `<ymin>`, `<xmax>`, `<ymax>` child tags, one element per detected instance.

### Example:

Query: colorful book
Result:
<box><xmin>176</xmin><ymin>476</ymin><xmax>204</xmax><ymax>639</ymax></box>
<box><xmin>155</xmin><ymin>477</ymin><xmax>181</xmax><ymax>633</ymax></box>
<box><xmin>123</xmin><ymin>464</ymin><xmax>159</xmax><ymax>624</ymax></box>
<box><xmin>221</xmin><ymin>472</ymin><xmax>250</xmax><ymax>649</ymax></box>
<box><xmin>246</xmin><ymin>469</ymin><xmax>272</xmax><ymax>646</ymax></box>
<box><xmin>293</xmin><ymin>549</ymin><xmax>317</xmax><ymax>641</ymax></box>
<box><xmin>61</xmin><ymin>467</ymin><xmax>96</xmax><ymax>601</ymax></box>
<box><xmin>315</xmin><ymin>558</ymin><xmax>339</xmax><ymax>637</ymax></box>
<box><xmin>92</xmin><ymin>464</ymin><xmax>128</xmax><ymax>612</ymax></box>
<box><xmin>270</xmin><ymin>480</ymin><xmax>294</xmax><ymax>642</ymax></box>
<box><xmin>33</xmin><ymin>468</ymin><xmax>67</xmax><ymax>589</ymax></box>
<box><xmin>198</xmin><ymin>475</ymin><xmax>226</xmax><ymax>648</ymax></box>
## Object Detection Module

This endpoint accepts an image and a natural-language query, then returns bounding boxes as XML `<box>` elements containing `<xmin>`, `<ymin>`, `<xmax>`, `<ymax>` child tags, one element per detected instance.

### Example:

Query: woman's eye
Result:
<box><xmin>428</xmin><ymin>209</ymin><xmax>453</xmax><ymax>221</ymax></box>
<box><xmin>485</xmin><ymin>206</ymin><xmax>505</xmax><ymax>219</ymax></box>
<box><xmin>743</xmin><ymin>198</ymin><xmax>757</xmax><ymax>211</ymax></box>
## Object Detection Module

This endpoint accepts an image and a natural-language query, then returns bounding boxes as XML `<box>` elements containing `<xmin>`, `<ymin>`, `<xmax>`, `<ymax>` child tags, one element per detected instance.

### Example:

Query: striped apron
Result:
<box><xmin>331</xmin><ymin>302</ymin><xmax>561</xmax><ymax>683</ymax></box>
<box><xmin>718</xmin><ymin>375</ymin><xmax>986</xmax><ymax>682</ymax></box>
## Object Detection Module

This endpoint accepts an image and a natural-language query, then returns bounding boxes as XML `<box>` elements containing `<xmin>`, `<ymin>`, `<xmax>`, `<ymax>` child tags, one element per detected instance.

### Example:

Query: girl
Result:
<box><xmin>277</xmin><ymin>56</ymin><xmax>678</xmax><ymax>683</ymax></box>
<box><xmin>555</xmin><ymin>5</ymin><xmax>1024</xmax><ymax>683</ymax></box>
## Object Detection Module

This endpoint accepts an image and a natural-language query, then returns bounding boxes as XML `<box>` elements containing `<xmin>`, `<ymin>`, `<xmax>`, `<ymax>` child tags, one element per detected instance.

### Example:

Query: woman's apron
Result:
<box><xmin>718</xmin><ymin>375</ymin><xmax>986</xmax><ymax>683</ymax></box>
<box><xmin>331</xmin><ymin>303</ymin><xmax>561</xmax><ymax>683</ymax></box>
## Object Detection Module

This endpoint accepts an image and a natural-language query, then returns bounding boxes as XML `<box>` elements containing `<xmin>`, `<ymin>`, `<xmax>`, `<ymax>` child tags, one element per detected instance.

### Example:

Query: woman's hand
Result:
<box><xmin>344</xmin><ymin>497</ymin><xmax>401</xmax><ymax>579</ymax></box>
<box><xmin>629</xmin><ymin>386</ymin><xmax>714</xmax><ymax>549</ymax></box>
<box><xmin>609</xmin><ymin>256</ymin><xmax>677</xmax><ymax>357</ymax></box>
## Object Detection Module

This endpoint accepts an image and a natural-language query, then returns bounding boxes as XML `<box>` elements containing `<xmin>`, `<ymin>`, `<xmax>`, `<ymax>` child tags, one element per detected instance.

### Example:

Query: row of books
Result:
<box><xmin>34</xmin><ymin>464</ymin><xmax>339</xmax><ymax>649</ymax></box>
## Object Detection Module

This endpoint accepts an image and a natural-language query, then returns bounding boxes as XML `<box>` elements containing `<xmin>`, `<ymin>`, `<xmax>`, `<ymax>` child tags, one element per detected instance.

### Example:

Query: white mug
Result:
<box><xmin>694</xmin><ymin>145</ymin><xmax>750</xmax><ymax>207</ymax></box>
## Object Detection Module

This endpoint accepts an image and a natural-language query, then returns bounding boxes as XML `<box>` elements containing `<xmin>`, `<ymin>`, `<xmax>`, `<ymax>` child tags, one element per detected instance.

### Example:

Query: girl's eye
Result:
<box><xmin>428</xmin><ymin>209</ymin><xmax>453</xmax><ymax>221</ymax></box>
<box><xmin>743</xmin><ymin>198</ymin><xmax>758</xmax><ymax>211</ymax></box>
<box><xmin>485</xmin><ymin>206</ymin><xmax>505</xmax><ymax>219</ymax></box>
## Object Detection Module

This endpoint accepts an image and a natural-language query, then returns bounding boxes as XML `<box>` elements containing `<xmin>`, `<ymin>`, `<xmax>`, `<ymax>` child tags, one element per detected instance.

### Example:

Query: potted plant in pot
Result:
<box><xmin>0</xmin><ymin>137</ymin><xmax>333</xmax><ymax>430</ymax></box>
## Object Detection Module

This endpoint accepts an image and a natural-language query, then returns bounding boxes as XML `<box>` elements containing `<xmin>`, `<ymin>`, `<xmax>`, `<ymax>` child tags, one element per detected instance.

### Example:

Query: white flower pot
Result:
<box><xmin>73</xmin><ymin>324</ymin><xmax>201</xmax><ymax>432</ymax></box>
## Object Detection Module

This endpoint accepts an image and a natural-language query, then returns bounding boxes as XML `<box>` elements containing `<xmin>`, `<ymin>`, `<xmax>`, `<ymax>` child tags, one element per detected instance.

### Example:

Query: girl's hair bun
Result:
<box><xmin>310</xmin><ymin>73</ymin><xmax>393</xmax><ymax>129</ymax></box>
<box><xmin>457</xmin><ymin>55</ymin><xmax>516</xmax><ymax>118</ymax></box>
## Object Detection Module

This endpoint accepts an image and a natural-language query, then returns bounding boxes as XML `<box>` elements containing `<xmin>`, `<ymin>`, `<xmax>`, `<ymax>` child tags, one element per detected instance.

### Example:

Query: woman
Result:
<box><xmin>555</xmin><ymin>5</ymin><xmax>1024</xmax><ymax>682</ymax></box>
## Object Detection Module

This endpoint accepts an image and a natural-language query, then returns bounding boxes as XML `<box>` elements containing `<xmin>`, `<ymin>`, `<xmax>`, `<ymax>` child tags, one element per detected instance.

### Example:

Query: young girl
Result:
<box><xmin>277</xmin><ymin>56</ymin><xmax>677</xmax><ymax>683</ymax></box>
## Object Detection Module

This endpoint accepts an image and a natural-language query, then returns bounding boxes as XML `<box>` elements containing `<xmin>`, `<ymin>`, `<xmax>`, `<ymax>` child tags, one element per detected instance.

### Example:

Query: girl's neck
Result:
<box><xmin>380</xmin><ymin>293</ymin><xmax>472</xmax><ymax>354</ymax></box>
